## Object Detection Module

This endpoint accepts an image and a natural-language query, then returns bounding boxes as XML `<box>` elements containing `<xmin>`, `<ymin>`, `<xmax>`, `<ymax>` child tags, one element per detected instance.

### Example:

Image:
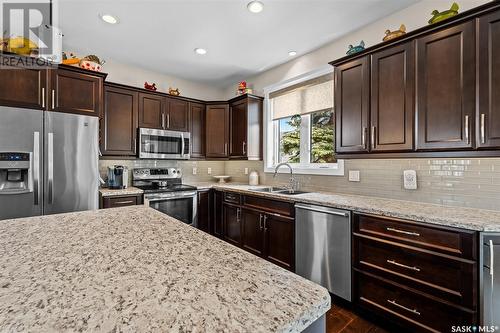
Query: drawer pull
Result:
<box><xmin>386</xmin><ymin>227</ymin><xmax>420</xmax><ymax>237</ymax></box>
<box><xmin>387</xmin><ymin>259</ymin><xmax>421</xmax><ymax>272</ymax></box>
<box><xmin>387</xmin><ymin>299</ymin><xmax>421</xmax><ymax>316</ymax></box>
<box><xmin>114</xmin><ymin>200</ymin><xmax>135</xmax><ymax>205</ymax></box>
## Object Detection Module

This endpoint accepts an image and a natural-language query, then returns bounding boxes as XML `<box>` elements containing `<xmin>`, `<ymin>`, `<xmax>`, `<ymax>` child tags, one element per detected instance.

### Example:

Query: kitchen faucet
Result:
<box><xmin>273</xmin><ymin>162</ymin><xmax>298</xmax><ymax>192</ymax></box>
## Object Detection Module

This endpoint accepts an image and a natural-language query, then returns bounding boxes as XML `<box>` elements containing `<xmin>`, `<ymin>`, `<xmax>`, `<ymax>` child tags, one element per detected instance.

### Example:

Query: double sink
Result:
<box><xmin>248</xmin><ymin>186</ymin><xmax>308</xmax><ymax>196</ymax></box>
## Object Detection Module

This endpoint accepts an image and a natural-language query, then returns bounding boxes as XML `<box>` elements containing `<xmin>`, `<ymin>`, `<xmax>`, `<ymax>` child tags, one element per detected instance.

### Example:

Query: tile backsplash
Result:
<box><xmin>100</xmin><ymin>157</ymin><xmax>500</xmax><ymax>211</ymax></box>
<box><xmin>224</xmin><ymin>158</ymin><xmax>500</xmax><ymax>211</ymax></box>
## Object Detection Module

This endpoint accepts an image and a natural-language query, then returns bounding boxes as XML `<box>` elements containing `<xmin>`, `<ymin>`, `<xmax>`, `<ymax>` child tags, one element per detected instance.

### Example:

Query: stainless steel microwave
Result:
<box><xmin>138</xmin><ymin>128</ymin><xmax>190</xmax><ymax>160</ymax></box>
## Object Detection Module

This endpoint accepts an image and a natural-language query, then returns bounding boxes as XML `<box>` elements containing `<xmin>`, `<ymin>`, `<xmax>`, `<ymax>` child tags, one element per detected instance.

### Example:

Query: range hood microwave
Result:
<box><xmin>138</xmin><ymin>128</ymin><xmax>190</xmax><ymax>160</ymax></box>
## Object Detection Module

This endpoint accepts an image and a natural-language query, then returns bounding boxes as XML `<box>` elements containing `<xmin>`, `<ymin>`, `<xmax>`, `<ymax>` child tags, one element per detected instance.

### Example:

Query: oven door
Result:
<box><xmin>147</xmin><ymin>191</ymin><xmax>197</xmax><ymax>226</ymax></box>
<box><xmin>139</xmin><ymin>128</ymin><xmax>190</xmax><ymax>159</ymax></box>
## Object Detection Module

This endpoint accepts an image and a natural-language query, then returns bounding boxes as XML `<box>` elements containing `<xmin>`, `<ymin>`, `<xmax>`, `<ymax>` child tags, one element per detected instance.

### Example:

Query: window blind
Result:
<box><xmin>270</xmin><ymin>73</ymin><xmax>333</xmax><ymax>120</ymax></box>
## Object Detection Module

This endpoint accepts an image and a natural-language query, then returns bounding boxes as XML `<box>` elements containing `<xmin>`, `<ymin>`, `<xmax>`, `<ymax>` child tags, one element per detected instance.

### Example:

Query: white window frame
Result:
<box><xmin>263</xmin><ymin>65</ymin><xmax>344</xmax><ymax>176</ymax></box>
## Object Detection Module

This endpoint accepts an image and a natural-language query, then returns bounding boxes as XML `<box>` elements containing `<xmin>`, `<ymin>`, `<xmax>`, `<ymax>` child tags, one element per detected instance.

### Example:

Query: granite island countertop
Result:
<box><xmin>186</xmin><ymin>183</ymin><xmax>500</xmax><ymax>232</ymax></box>
<box><xmin>0</xmin><ymin>206</ymin><xmax>330</xmax><ymax>332</ymax></box>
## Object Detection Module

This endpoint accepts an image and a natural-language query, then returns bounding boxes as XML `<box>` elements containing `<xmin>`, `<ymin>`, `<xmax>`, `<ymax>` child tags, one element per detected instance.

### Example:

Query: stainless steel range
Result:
<box><xmin>133</xmin><ymin>168</ymin><xmax>197</xmax><ymax>226</ymax></box>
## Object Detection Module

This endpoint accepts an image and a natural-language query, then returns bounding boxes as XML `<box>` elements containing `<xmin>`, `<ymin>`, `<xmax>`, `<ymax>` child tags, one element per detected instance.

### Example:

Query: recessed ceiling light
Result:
<box><xmin>247</xmin><ymin>1</ymin><xmax>264</xmax><ymax>13</ymax></box>
<box><xmin>194</xmin><ymin>48</ymin><xmax>207</xmax><ymax>55</ymax></box>
<box><xmin>288</xmin><ymin>51</ymin><xmax>297</xmax><ymax>56</ymax></box>
<box><xmin>100</xmin><ymin>14</ymin><xmax>118</xmax><ymax>24</ymax></box>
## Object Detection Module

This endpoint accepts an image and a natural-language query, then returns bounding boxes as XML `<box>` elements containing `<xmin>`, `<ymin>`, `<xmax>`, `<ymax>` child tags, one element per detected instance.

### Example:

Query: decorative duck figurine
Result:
<box><xmin>144</xmin><ymin>82</ymin><xmax>157</xmax><ymax>91</ymax></box>
<box><xmin>428</xmin><ymin>2</ymin><xmax>459</xmax><ymax>24</ymax></box>
<box><xmin>346</xmin><ymin>41</ymin><xmax>365</xmax><ymax>56</ymax></box>
<box><xmin>383</xmin><ymin>24</ymin><xmax>407</xmax><ymax>42</ymax></box>
<box><xmin>168</xmin><ymin>87</ymin><xmax>180</xmax><ymax>96</ymax></box>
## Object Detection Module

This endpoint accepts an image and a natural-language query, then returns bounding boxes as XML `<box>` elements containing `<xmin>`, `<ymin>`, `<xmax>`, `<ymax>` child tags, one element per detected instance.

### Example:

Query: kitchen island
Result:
<box><xmin>0</xmin><ymin>206</ymin><xmax>330</xmax><ymax>332</ymax></box>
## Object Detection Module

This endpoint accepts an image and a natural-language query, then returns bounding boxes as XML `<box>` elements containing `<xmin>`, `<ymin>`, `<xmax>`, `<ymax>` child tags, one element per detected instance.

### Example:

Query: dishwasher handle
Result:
<box><xmin>295</xmin><ymin>203</ymin><xmax>349</xmax><ymax>217</ymax></box>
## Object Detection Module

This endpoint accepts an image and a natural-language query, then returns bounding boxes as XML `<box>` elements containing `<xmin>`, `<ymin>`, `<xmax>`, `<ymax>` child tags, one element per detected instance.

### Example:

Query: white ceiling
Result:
<box><xmin>59</xmin><ymin>0</ymin><xmax>417</xmax><ymax>87</ymax></box>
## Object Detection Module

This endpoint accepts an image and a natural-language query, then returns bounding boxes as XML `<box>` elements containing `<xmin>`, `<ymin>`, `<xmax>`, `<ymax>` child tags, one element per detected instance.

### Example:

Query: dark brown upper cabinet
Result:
<box><xmin>229</xmin><ymin>94</ymin><xmax>263</xmax><ymax>160</ymax></box>
<box><xmin>101</xmin><ymin>84</ymin><xmax>138</xmax><ymax>156</ymax></box>
<box><xmin>0</xmin><ymin>66</ymin><xmax>47</xmax><ymax>110</ymax></box>
<box><xmin>416</xmin><ymin>21</ymin><xmax>475</xmax><ymax>151</ymax></box>
<box><xmin>138</xmin><ymin>92</ymin><xmax>165</xmax><ymax>129</ymax></box>
<box><xmin>0</xmin><ymin>57</ymin><xmax>104</xmax><ymax>116</ymax></box>
<box><xmin>166</xmin><ymin>98</ymin><xmax>189</xmax><ymax>132</ymax></box>
<box><xmin>190</xmin><ymin>102</ymin><xmax>206</xmax><ymax>159</ymax></box>
<box><xmin>206</xmin><ymin>104</ymin><xmax>230</xmax><ymax>158</ymax></box>
<box><xmin>370</xmin><ymin>42</ymin><xmax>414</xmax><ymax>152</ymax></box>
<box><xmin>478</xmin><ymin>10</ymin><xmax>500</xmax><ymax>149</ymax></box>
<box><xmin>50</xmin><ymin>68</ymin><xmax>103</xmax><ymax>116</ymax></box>
<box><xmin>334</xmin><ymin>56</ymin><xmax>370</xmax><ymax>153</ymax></box>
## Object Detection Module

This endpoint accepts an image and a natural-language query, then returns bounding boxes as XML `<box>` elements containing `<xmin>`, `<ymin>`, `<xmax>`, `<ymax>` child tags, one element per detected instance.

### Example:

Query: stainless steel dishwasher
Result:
<box><xmin>295</xmin><ymin>203</ymin><xmax>352</xmax><ymax>301</ymax></box>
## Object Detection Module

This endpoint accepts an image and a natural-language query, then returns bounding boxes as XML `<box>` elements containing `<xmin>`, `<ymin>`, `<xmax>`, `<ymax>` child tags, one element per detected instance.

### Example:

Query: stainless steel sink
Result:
<box><xmin>249</xmin><ymin>187</ymin><xmax>287</xmax><ymax>193</ymax></box>
<box><xmin>248</xmin><ymin>187</ymin><xmax>308</xmax><ymax>195</ymax></box>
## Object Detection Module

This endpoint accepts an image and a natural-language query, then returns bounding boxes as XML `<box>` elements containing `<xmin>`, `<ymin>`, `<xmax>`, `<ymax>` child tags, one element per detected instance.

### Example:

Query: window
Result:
<box><xmin>264</xmin><ymin>67</ymin><xmax>344</xmax><ymax>176</ymax></box>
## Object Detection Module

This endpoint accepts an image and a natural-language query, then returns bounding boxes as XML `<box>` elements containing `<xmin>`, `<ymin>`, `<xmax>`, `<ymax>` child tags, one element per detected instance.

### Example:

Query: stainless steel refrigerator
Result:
<box><xmin>481</xmin><ymin>233</ymin><xmax>500</xmax><ymax>327</ymax></box>
<box><xmin>0</xmin><ymin>106</ymin><xmax>99</xmax><ymax>220</ymax></box>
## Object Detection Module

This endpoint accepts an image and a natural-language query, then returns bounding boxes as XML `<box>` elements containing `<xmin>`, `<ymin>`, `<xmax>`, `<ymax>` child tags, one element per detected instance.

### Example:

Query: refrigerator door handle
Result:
<box><xmin>33</xmin><ymin>131</ymin><xmax>40</xmax><ymax>205</ymax></box>
<box><xmin>490</xmin><ymin>240</ymin><xmax>494</xmax><ymax>277</ymax></box>
<box><xmin>48</xmin><ymin>132</ymin><xmax>54</xmax><ymax>204</ymax></box>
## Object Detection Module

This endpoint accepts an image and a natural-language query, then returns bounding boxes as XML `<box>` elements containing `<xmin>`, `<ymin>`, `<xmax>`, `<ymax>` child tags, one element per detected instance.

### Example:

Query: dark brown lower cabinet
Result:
<box><xmin>263</xmin><ymin>213</ymin><xmax>294</xmax><ymax>271</ymax></box>
<box><xmin>223</xmin><ymin>203</ymin><xmax>241</xmax><ymax>246</ymax></box>
<box><xmin>100</xmin><ymin>194</ymin><xmax>143</xmax><ymax>209</ymax></box>
<box><xmin>218</xmin><ymin>191</ymin><xmax>295</xmax><ymax>271</ymax></box>
<box><xmin>196</xmin><ymin>190</ymin><xmax>211</xmax><ymax>233</ymax></box>
<box><xmin>353</xmin><ymin>213</ymin><xmax>478</xmax><ymax>332</ymax></box>
<box><xmin>213</xmin><ymin>190</ymin><xmax>224</xmax><ymax>238</ymax></box>
<box><xmin>241</xmin><ymin>208</ymin><xmax>265</xmax><ymax>256</ymax></box>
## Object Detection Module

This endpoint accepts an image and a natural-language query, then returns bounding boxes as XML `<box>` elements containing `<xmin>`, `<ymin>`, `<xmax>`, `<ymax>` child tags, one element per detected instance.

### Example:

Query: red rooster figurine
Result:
<box><xmin>144</xmin><ymin>82</ymin><xmax>157</xmax><ymax>91</ymax></box>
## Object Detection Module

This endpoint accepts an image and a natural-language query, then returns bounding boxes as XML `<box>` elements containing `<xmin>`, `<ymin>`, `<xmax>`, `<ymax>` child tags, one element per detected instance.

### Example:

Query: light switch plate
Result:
<box><xmin>207</xmin><ymin>167</ymin><xmax>212</xmax><ymax>175</ymax></box>
<box><xmin>192</xmin><ymin>167</ymin><xmax>197</xmax><ymax>175</ymax></box>
<box><xmin>244</xmin><ymin>168</ymin><xmax>249</xmax><ymax>175</ymax></box>
<box><xmin>348</xmin><ymin>170</ymin><xmax>360</xmax><ymax>182</ymax></box>
<box><xmin>403</xmin><ymin>170</ymin><xmax>417</xmax><ymax>190</ymax></box>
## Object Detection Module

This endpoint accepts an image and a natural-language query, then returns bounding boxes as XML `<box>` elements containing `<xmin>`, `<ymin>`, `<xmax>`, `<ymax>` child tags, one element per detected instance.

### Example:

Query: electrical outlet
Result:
<box><xmin>192</xmin><ymin>167</ymin><xmax>197</xmax><ymax>175</ymax></box>
<box><xmin>207</xmin><ymin>167</ymin><xmax>212</xmax><ymax>175</ymax></box>
<box><xmin>403</xmin><ymin>170</ymin><xmax>417</xmax><ymax>190</ymax></box>
<box><xmin>348</xmin><ymin>170</ymin><xmax>360</xmax><ymax>182</ymax></box>
<box><xmin>244</xmin><ymin>168</ymin><xmax>249</xmax><ymax>175</ymax></box>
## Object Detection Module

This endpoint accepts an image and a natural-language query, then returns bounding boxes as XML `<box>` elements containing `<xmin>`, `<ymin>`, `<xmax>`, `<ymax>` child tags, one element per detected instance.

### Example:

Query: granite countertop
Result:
<box><xmin>99</xmin><ymin>186</ymin><xmax>144</xmax><ymax>197</ymax></box>
<box><xmin>189</xmin><ymin>183</ymin><xmax>500</xmax><ymax>232</ymax></box>
<box><xmin>0</xmin><ymin>206</ymin><xmax>330</xmax><ymax>332</ymax></box>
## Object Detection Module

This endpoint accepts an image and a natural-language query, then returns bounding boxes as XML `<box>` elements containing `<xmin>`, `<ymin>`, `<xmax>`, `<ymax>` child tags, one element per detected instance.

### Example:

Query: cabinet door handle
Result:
<box><xmin>224</xmin><ymin>143</ymin><xmax>228</xmax><ymax>155</ymax></box>
<box><xmin>237</xmin><ymin>208</ymin><xmax>241</xmax><ymax>221</ymax></box>
<box><xmin>387</xmin><ymin>259</ymin><xmax>421</xmax><ymax>272</ymax></box>
<box><xmin>41</xmin><ymin>88</ymin><xmax>45</xmax><ymax>108</ymax></box>
<box><xmin>162</xmin><ymin>113</ymin><xmax>165</xmax><ymax>129</ymax></box>
<box><xmin>114</xmin><ymin>200</ymin><xmax>135</xmax><ymax>205</ymax></box>
<box><xmin>263</xmin><ymin>215</ymin><xmax>268</xmax><ymax>231</ymax></box>
<box><xmin>242</xmin><ymin>141</ymin><xmax>246</xmax><ymax>155</ymax></box>
<box><xmin>259</xmin><ymin>214</ymin><xmax>263</xmax><ymax>230</ymax></box>
<box><xmin>167</xmin><ymin>114</ymin><xmax>170</xmax><ymax>128</ymax></box>
<box><xmin>386</xmin><ymin>227</ymin><xmax>420</xmax><ymax>237</ymax></box>
<box><xmin>387</xmin><ymin>300</ymin><xmax>420</xmax><ymax>316</ymax></box>
<box><xmin>51</xmin><ymin>89</ymin><xmax>55</xmax><ymax>110</ymax></box>
<box><xmin>465</xmin><ymin>115</ymin><xmax>470</xmax><ymax>144</ymax></box>
<box><xmin>361</xmin><ymin>127</ymin><xmax>366</xmax><ymax>149</ymax></box>
<box><xmin>371</xmin><ymin>126</ymin><xmax>376</xmax><ymax>149</ymax></box>
<box><xmin>481</xmin><ymin>113</ymin><xmax>486</xmax><ymax>144</ymax></box>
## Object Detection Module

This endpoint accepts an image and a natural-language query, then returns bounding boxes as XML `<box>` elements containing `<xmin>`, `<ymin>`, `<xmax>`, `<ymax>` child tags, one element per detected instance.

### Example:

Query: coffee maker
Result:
<box><xmin>107</xmin><ymin>165</ymin><xmax>128</xmax><ymax>189</ymax></box>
